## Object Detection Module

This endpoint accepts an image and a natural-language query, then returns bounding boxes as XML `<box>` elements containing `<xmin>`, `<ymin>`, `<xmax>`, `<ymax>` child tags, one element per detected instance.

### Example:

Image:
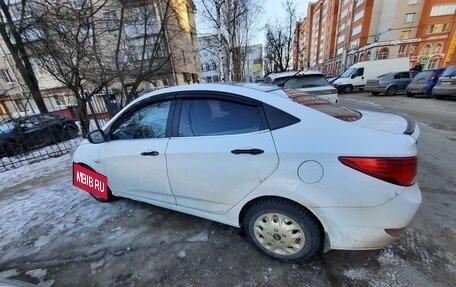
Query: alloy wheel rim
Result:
<box><xmin>253</xmin><ymin>213</ymin><xmax>305</xmax><ymax>255</ymax></box>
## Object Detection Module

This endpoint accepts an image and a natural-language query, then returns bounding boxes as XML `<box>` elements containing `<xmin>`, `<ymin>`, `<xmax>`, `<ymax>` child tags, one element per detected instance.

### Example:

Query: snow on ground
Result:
<box><xmin>0</xmin><ymin>154</ymin><xmax>72</xmax><ymax>190</ymax></box>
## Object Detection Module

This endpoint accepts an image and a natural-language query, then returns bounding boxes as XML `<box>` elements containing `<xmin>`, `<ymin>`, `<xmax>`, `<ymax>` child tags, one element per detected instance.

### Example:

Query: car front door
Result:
<box><xmin>166</xmin><ymin>94</ymin><xmax>279</xmax><ymax>214</ymax></box>
<box><xmin>98</xmin><ymin>99</ymin><xmax>176</xmax><ymax>204</ymax></box>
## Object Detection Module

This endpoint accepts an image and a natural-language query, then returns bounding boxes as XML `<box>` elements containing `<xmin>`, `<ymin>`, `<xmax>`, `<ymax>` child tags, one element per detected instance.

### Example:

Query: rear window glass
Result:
<box><xmin>283</xmin><ymin>89</ymin><xmax>361</xmax><ymax>122</ymax></box>
<box><xmin>415</xmin><ymin>71</ymin><xmax>434</xmax><ymax>80</ymax></box>
<box><xmin>283</xmin><ymin>75</ymin><xmax>330</xmax><ymax>88</ymax></box>
<box><xmin>442</xmin><ymin>66</ymin><xmax>456</xmax><ymax>77</ymax></box>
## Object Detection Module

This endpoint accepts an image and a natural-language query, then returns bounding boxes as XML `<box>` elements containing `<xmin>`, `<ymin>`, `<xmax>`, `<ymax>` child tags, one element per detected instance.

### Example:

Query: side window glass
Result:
<box><xmin>178</xmin><ymin>99</ymin><xmax>263</xmax><ymax>137</ymax></box>
<box><xmin>357</xmin><ymin>68</ymin><xmax>364</xmax><ymax>76</ymax></box>
<box><xmin>111</xmin><ymin>101</ymin><xmax>171</xmax><ymax>140</ymax></box>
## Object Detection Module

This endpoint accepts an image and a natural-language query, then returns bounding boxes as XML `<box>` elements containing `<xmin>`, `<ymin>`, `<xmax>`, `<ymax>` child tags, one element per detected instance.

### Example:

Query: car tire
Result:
<box><xmin>78</xmin><ymin>163</ymin><xmax>115</xmax><ymax>202</ymax></box>
<box><xmin>5</xmin><ymin>142</ymin><xmax>24</xmax><ymax>157</ymax></box>
<box><xmin>406</xmin><ymin>92</ymin><xmax>414</xmax><ymax>97</ymax></box>
<box><xmin>343</xmin><ymin>85</ymin><xmax>353</xmax><ymax>94</ymax></box>
<box><xmin>243</xmin><ymin>198</ymin><xmax>321</xmax><ymax>262</ymax></box>
<box><xmin>386</xmin><ymin>86</ymin><xmax>397</xmax><ymax>96</ymax></box>
<box><xmin>371</xmin><ymin>92</ymin><xmax>380</xmax><ymax>96</ymax></box>
<box><xmin>65</xmin><ymin>125</ymin><xmax>79</xmax><ymax>139</ymax></box>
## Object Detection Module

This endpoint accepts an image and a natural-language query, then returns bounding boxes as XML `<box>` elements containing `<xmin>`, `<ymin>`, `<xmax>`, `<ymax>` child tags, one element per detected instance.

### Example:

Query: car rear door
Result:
<box><xmin>165</xmin><ymin>93</ymin><xmax>279</xmax><ymax>215</ymax></box>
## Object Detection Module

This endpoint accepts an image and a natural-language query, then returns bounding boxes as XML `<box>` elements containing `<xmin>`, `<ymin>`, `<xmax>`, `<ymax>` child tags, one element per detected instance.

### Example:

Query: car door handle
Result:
<box><xmin>141</xmin><ymin>151</ymin><xmax>159</xmax><ymax>156</ymax></box>
<box><xmin>231</xmin><ymin>149</ymin><xmax>264</xmax><ymax>155</ymax></box>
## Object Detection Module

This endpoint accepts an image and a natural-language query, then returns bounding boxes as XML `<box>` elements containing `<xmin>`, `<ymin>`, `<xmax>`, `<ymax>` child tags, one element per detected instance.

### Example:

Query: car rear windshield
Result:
<box><xmin>283</xmin><ymin>75</ymin><xmax>330</xmax><ymax>88</ymax></box>
<box><xmin>442</xmin><ymin>66</ymin><xmax>456</xmax><ymax>77</ymax></box>
<box><xmin>414</xmin><ymin>71</ymin><xmax>434</xmax><ymax>80</ymax></box>
<box><xmin>283</xmin><ymin>89</ymin><xmax>361</xmax><ymax>122</ymax></box>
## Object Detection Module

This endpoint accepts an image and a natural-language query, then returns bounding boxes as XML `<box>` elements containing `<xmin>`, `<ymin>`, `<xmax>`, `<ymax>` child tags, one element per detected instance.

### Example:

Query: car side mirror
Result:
<box><xmin>88</xmin><ymin>130</ymin><xmax>106</xmax><ymax>144</ymax></box>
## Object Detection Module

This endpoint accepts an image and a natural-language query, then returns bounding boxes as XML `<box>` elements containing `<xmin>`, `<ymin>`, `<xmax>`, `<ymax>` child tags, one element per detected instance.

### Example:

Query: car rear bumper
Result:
<box><xmin>316</xmin><ymin>183</ymin><xmax>422</xmax><ymax>250</ymax></box>
<box><xmin>432</xmin><ymin>86</ymin><xmax>456</xmax><ymax>97</ymax></box>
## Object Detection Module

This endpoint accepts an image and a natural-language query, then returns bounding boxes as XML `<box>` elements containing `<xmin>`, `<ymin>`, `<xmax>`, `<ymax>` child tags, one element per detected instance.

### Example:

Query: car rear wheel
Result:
<box><xmin>386</xmin><ymin>86</ymin><xmax>398</xmax><ymax>96</ymax></box>
<box><xmin>65</xmin><ymin>125</ymin><xmax>79</xmax><ymax>139</ymax></box>
<box><xmin>5</xmin><ymin>142</ymin><xmax>24</xmax><ymax>157</ymax></box>
<box><xmin>243</xmin><ymin>198</ymin><xmax>321</xmax><ymax>262</ymax></box>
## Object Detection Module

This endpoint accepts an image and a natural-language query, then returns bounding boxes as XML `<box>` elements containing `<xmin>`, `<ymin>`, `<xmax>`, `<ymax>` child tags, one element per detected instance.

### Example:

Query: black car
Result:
<box><xmin>0</xmin><ymin>113</ymin><xmax>79</xmax><ymax>157</ymax></box>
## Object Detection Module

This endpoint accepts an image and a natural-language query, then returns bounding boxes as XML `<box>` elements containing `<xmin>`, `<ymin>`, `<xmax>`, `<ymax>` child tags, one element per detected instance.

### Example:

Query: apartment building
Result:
<box><xmin>295</xmin><ymin>0</ymin><xmax>456</xmax><ymax>77</ymax></box>
<box><xmin>415</xmin><ymin>0</ymin><xmax>456</xmax><ymax>69</ymax></box>
<box><xmin>293</xmin><ymin>0</ymin><xmax>338</xmax><ymax>72</ymax></box>
<box><xmin>0</xmin><ymin>0</ymin><xmax>201</xmax><ymax>118</ymax></box>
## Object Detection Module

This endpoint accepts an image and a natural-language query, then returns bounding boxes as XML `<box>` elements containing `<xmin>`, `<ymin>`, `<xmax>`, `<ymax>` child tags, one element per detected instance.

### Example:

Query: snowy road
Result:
<box><xmin>0</xmin><ymin>98</ymin><xmax>455</xmax><ymax>286</ymax></box>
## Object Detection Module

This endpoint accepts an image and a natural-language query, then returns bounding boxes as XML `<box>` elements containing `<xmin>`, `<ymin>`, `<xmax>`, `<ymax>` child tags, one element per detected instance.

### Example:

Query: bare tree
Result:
<box><xmin>197</xmin><ymin>0</ymin><xmax>262</xmax><ymax>82</ymax></box>
<box><xmin>264</xmin><ymin>0</ymin><xmax>296</xmax><ymax>73</ymax></box>
<box><xmin>0</xmin><ymin>0</ymin><xmax>48</xmax><ymax>113</ymax></box>
<box><xmin>27</xmin><ymin>0</ymin><xmax>113</xmax><ymax>137</ymax></box>
<box><xmin>112</xmin><ymin>0</ymin><xmax>182</xmax><ymax>105</ymax></box>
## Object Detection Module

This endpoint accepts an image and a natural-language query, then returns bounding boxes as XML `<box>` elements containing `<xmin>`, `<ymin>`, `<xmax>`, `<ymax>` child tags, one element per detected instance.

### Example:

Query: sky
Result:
<box><xmin>195</xmin><ymin>0</ymin><xmax>311</xmax><ymax>45</ymax></box>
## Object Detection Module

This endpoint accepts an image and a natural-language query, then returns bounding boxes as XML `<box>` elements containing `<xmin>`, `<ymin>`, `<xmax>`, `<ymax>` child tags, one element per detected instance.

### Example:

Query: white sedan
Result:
<box><xmin>72</xmin><ymin>84</ymin><xmax>421</xmax><ymax>262</ymax></box>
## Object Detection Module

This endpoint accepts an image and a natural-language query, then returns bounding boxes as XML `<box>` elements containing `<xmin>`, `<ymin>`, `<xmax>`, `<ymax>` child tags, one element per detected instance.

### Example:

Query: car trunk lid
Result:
<box><xmin>351</xmin><ymin>110</ymin><xmax>418</xmax><ymax>140</ymax></box>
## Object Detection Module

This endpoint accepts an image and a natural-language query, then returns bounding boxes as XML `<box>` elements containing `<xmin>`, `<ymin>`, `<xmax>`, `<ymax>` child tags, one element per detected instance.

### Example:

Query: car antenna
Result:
<box><xmin>279</xmin><ymin>68</ymin><xmax>306</xmax><ymax>88</ymax></box>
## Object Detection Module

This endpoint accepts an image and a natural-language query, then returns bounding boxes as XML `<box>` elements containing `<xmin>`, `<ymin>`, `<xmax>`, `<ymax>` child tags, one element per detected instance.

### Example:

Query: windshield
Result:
<box><xmin>283</xmin><ymin>75</ymin><xmax>330</xmax><ymax>88</ymax></box>
<box><xmin>0</xmin><ymin>122</ymin><xmax>16</xmax><ymax>133</ymax></box>
<box><xmin>340</xmin><ymin>68</ymin><xmax>356</xmax><ymax>78</ymax></box>
<box><xmin>442</xmin><ymin>66</ymin><xmax>456</xmax><ymax>77</ymax></box>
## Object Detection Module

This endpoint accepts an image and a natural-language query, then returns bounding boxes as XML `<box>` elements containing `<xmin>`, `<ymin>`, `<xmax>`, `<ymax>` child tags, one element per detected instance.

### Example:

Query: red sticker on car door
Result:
<box><xmin>73</xmin><ymin>163</ymin><xmax>108</xmax><ymax>200</ymax></box>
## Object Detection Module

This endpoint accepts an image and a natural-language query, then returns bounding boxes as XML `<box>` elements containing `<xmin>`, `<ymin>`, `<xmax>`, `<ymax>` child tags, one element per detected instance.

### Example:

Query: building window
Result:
<box><xmin>398</xmin><ymin>45</ymin><xmax>406</xmax><ymax>55</ymax></box>
<box><xmin>211</xmin><ymin>62</ymin><xmax>217</xmax><ymax>70</ymax></box>
<box><xmin>377</xmin><ymin>48</ymin><xmax>389</xmax><ymax>59</ymax></box>
<box><xmin>427</xmin><ymin>58</ymin><xmax>439</xmax><ymax>69</ymax></box>
<box><xmin>339</xmin><ymin>22</ymin><xmax>346</xmax><ymax>31</ymax></box>
<box><xmin>205</xmin><ymin>63</ymin><xmax>210</xmax><ymax>71</ymax></box>
<box><xmin>410</xmin><ymin>45</ymin><xmax>417</xmax><ymax>54</ymax></box>
<box><xmin>349</xmin><ymin>39</ymin><xmax>359</xmax><ymax>49</ymax></box>
<box><xmin>354</xmin><ymin>10</ymin><xmax>364</xmax><ymax>22</ymax></box>
<box><xmin>367</xmin><ymin>51</ymin><xmax>371</xmax><ymax>60</ymax></box>
<box><xmin>359</xmin><ymin>53</ymin><xmax>364</xmax><ymax>61</ymax></box>
<box><xmin>341</xmin><ymin>8</ymin><xmax>348</xmax><ymax>19</ymax></box>
<box><xmin>337</xmin><ymin>35</ymin><xmax>345</xmax><ymax>43</ymax></box>
<box><xmin>53</xmin><ymin>95</ymin><xmax>64</xmax><ymax>106</ymax></box>
<box><xmin>426</xmin><ymin>23</ymin><xmax>452</xmax><ymax>34</ymax></box>
<box><xmin>14</xmin><ymin>99</ymin><xmax>25</xmax><ymax>112</ymax></box>
<box><xmin>405</xmin><ymin>13</ymin><xmax>415</xmax><ymax>23</ymax></box>
<box><xmin>0</xmin><ymin>69</ymin><xmax>14</xmax><ymax>83</ymax></box>
<box><xmin>337</xmin><ymin>47</ymin><xmax>343</xmax><ymax>55</ymax></box>
<box><xmin>351</xmin><ymin>25</ymin><xmax>362</xmax><ymax>36</ymax></box>
<box><xmin>408</xmin><ymin>0</ymin><xmax>418</xmax><ymax>4</ymax></box>
<box><xmin>356</xmin><ymin>0</ymin><xmax>365</xmax><ymax>7</ymax></box>
<box><xmin>103</xmin><ymin>11</ymin><xmax>119</xmax><ymax>30</ymax></box>
<box><xmin>430</xmin><ymin>4</ymin><xmax>456</xmax><ymax>17</ymax></box>
<box><xmin>400</xmin><ymin>30</ymin><xmax>411</xmax><ymax>39</ymax></box>
<box><xmin>72</xmin><ymin>0</ymin><xmax>83</xmax><ymax>9</ymax></box>
<box><xmin>432</xmin><ymin>43</ymin><xmax>443</xmax><ymax>55</ymax></box>
<box><xmin>420</xmin><ymin>44</ymin><xmax>431</xmax><ymax>56</ymax></box>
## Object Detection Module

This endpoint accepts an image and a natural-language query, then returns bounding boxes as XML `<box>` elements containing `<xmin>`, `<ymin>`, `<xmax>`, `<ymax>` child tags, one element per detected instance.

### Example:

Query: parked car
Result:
<box><xmin>432</xmin><ymin>65</ymin><xmax>456</xmax><ymax>99</ymax></box>
<box><xmin>405</xmin><ymin>68</ymin><xmax>445</xmax><ymax>97</ymax></box>
<box><xmin>0</xmin><ymin>113</ymin><xmax>79</xmax><ymax>157</ymax></box>
<box><xmin>332</xmin><ymin>58</ymin><xmax>410</xmax><ymax>93</ymax></box>
<box><xmin>264</xmin><ymin>71</ymin><xmax>339</xmax><ymax>103</ymax></box>
<box><xmin>73</xmin><ymin>83</ymin><xmax>421</xmax><ymax>262</ymax></box>
<box><xmin>326</xmin><ymin>75</ymin><xmax>340</xmax><ymax>85</ymax></box>
<box><xmin>365</xmin><ymin>71</ymin><xmax>418</xmax><ymax>96</ymax></box>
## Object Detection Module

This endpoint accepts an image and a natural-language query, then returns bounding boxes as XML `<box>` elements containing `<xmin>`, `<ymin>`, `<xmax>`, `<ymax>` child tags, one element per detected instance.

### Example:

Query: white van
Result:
<box><xmin>333</xmin><ymin>58</ymin><xmax>410</xmax><ymax>93</ymax></box>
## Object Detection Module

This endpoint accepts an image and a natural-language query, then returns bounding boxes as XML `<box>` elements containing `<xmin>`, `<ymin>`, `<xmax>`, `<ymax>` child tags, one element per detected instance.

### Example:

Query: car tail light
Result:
<box><xmin>338</xmin><ymin>156</ymin><xmax>417</xmax><ymax>186</ymax></box>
